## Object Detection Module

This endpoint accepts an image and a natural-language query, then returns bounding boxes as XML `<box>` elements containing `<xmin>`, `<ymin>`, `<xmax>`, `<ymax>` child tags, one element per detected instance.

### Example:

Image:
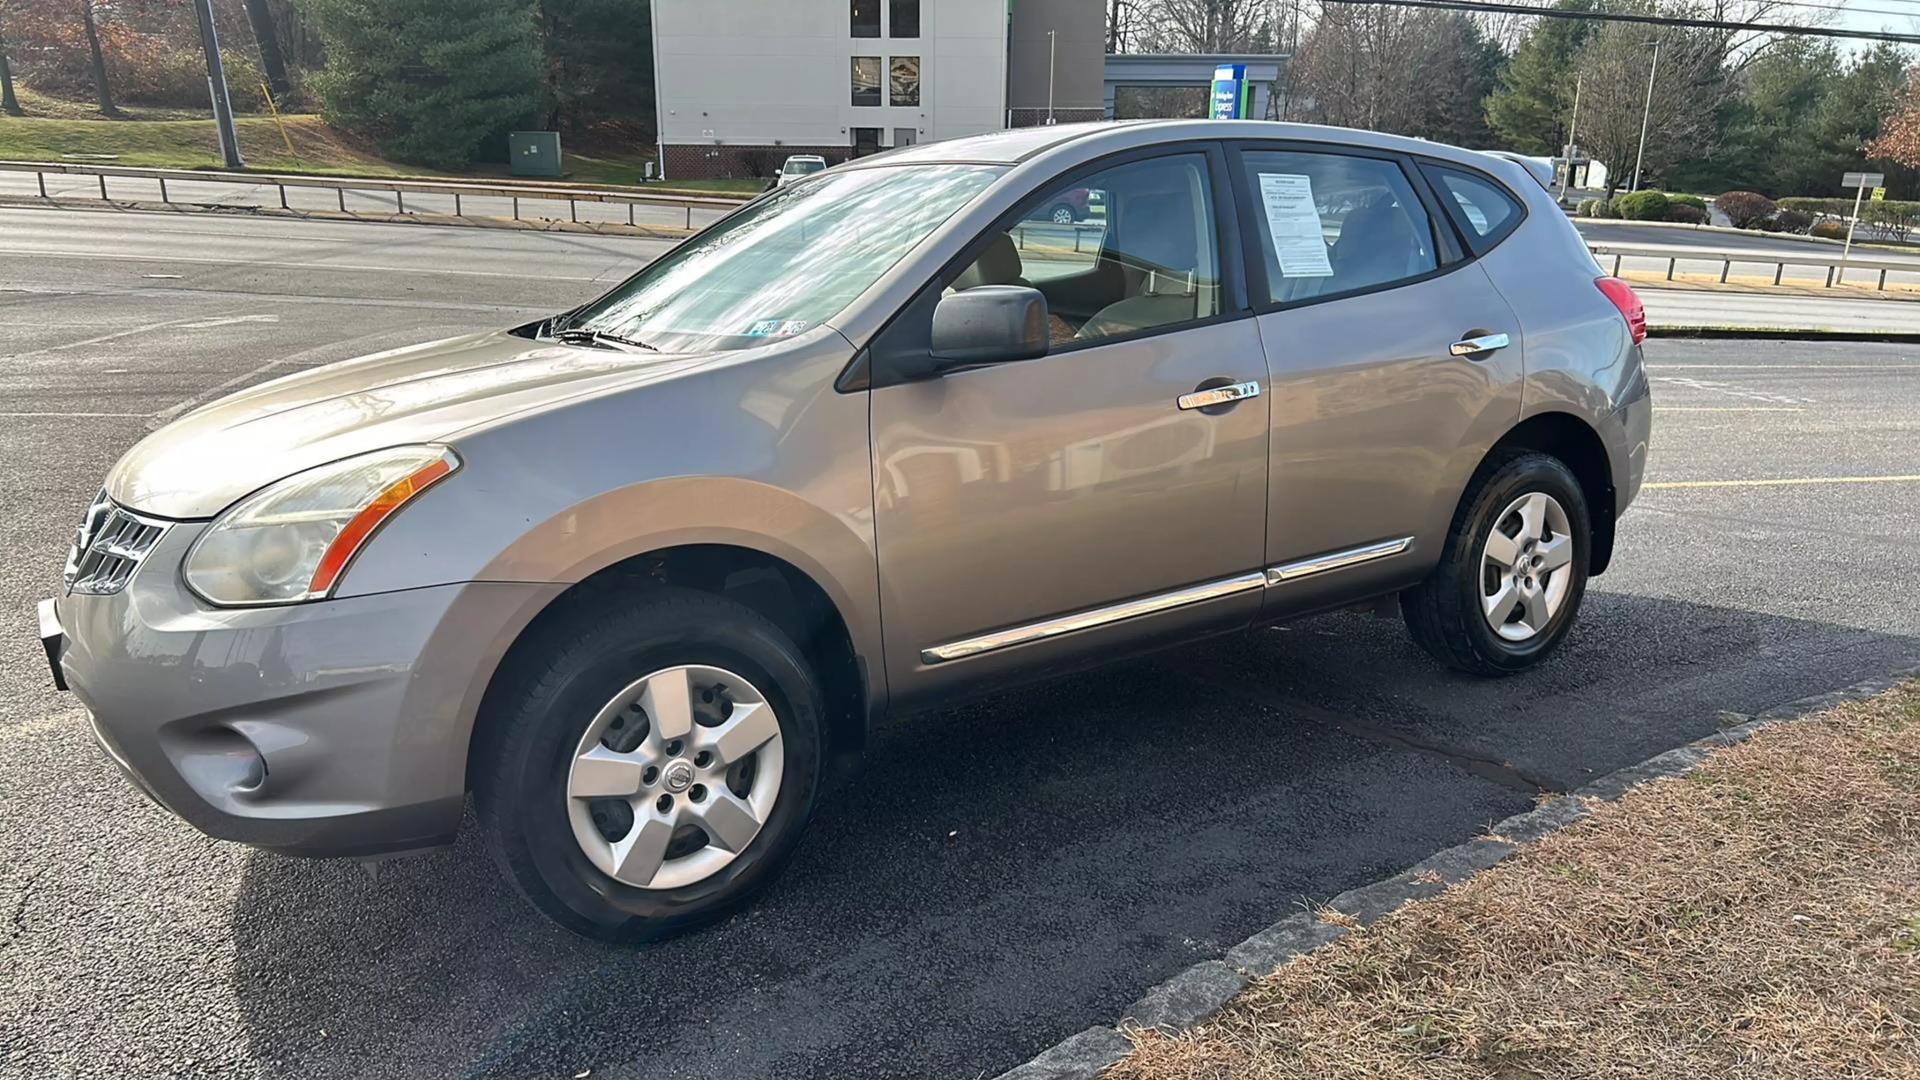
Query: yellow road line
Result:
<box><xmin>1644</xmin><ymin>474</ymin><xmax>1920</xmax><ymax>490</ymax></box>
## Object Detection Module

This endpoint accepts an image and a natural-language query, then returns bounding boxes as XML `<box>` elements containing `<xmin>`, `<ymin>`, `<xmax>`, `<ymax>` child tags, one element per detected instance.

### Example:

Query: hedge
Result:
<box><xmin>1778</xmin><ymin>196</ymin><xmax>1920</xmax><ymax>219</ymax></box>
<box><xmin>1614</xmin><ymin>191</ymin><xmax>1670</xmax><ymax>221</ymax></box>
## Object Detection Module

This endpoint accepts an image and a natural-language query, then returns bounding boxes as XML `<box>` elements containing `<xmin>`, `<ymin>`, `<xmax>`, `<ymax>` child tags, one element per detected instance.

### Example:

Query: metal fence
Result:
<box><xmin>0</xmin><ymin>159</ymin><xmax>749</xmax><ymax>234</ymax></box>
<box><xmin>1587</xmin><ymin>240</ymin><xmax>1920</xmax><ymax>290</ymax></box>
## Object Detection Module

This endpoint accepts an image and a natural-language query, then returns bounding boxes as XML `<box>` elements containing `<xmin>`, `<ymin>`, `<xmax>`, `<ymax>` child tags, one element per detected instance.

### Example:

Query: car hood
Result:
<box><xmin>108</xmin><ymin>330</ymin><xmax>709</xmax><ymax>519</ymax></box>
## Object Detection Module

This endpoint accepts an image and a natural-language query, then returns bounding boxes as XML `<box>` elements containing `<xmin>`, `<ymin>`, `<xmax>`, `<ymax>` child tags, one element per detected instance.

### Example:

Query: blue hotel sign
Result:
<box><xmin>1210</xmin><ymin>64</ymin><xmax>1250</xmax><ymax>120</ymax></box>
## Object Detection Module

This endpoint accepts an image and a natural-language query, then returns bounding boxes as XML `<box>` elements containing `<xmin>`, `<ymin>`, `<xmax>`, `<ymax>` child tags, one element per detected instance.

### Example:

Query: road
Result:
<box><xmin>2</xmin><ymin>207</ymin><xmax>1917</xmax><ymax>1079</ymax></box>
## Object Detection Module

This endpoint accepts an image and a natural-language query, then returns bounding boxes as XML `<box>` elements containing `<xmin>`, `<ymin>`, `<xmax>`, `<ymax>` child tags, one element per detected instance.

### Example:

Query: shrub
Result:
<box><xmin>1717</xmin><ymin>191</ymin><xmax>1777</xmax><ymax>229</ymax></box>
<box><xmin>1589</xmin><ymin>198</ymin><xmax>1622</xmax><ymax>219</ymax></box>
<box><xmin>1773</xmin><ymin>209</ymin><xmax>1813</xmax><ymax>234</ymax></box>
<box><xmin>1811</xmin><ymin>220</ymin><xmax>1849</xmax><ymax>240</ymax></box>
<box><xmin>1668</xmin><ymin>193</ymin><xmax>1708</xmax><ymax>211</ymax></box>
<box><xmin>1665</xmin><ymin>204</ymin><xmax>1708</xmax><ymax>224</ymax></box>
<box><xmin>1576</xmin><ymin>198</ymin><xmax>1601</xmax><ymax>217</ymax></box>
<box><xmin>1614</xmin><ymin>191</ymin><xmax>1670</xmax><ymax>221</ymax></box>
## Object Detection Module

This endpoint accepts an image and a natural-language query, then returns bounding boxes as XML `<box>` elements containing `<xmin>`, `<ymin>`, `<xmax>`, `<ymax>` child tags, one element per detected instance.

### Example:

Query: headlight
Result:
<box><xmin>184</xmin><ymin>445</ymin><xmax>460</xmax><ymax>606</ymax></box>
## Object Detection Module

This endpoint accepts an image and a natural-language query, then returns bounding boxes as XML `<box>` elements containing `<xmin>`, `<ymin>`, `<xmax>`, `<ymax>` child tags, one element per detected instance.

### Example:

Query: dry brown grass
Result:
<box><xmin>1109</xmin><ymin>681</ymin><xmax>1920</xmax><ymax>1080</ymax></box>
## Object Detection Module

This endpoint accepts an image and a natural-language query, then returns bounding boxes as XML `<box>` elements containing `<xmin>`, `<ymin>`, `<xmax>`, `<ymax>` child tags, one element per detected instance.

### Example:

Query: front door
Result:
<box><xmin>1229</xmin><ymin>144</ymin><xmax>1525</xmax><ymax>617</ymax></box>
<box><xmin>869</xmin><ymin>147</ymin><xmax>1271</xmax><ymax>704</ymax></box>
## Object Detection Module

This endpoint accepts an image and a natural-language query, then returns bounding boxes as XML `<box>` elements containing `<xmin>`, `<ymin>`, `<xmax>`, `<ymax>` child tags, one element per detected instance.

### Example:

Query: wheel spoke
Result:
<box><xmin>609</xmin><ymin>814</ymin><xmax>675</xmax><ymax>885</ymax></box>
<box><xmin>1521</xmin><ymin>586</ymin><xmax>1551</xmax><ymax>631</ymax></box>
<box><xmin>692</xmin><ymin>790</ymin><xmax>761</xmax><ymax>853</ymax></box>
<box><xmin>1484</xmin><ymin>579</ymin><xmax>1521</xmax><ymax>625</ymax></box>
<box><xmin>1537</xmin><ymin>534</ymin><xmax>1574</xmax><ymax>572</ymax></box>
<box><xmin>708</xmin><ymin>701</ymin><xmax>779</xmax><ymax>765</ymax></box>
<box><xmin>641</xmin><ymin>667</ymin><xmax>696</xmax><ymax>743</ymax></box>
<box><xmin>1483</xmin><ymin>528</ymin><xmax>1521</xmax><ymax>566</ymax></box>
<box><xmin>570</xmin><ymin>745</ymin><xmax>649</xmax><ymax>798</ymax></box>
<box><xmin>1518</xmin><ymin>493</ymin><xmax>1548</xmax><ymax>541</ymax></box>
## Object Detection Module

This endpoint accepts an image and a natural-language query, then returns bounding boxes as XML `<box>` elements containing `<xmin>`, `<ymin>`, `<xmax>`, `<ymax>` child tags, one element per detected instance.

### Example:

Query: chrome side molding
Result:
<box><xmin>1264</xmin><ymin>536</ymin><xmax>1412</xmax><ymax>585</ymax></box>
<box><xmin>919</xmin><ymin>537</ymin><xmax>1415</xmax><ymax>665</ymax></box>
<box><xmin>920</xmin><ymin>570</ymin><xmax>1267</xmax><ymax>664</ymax></box>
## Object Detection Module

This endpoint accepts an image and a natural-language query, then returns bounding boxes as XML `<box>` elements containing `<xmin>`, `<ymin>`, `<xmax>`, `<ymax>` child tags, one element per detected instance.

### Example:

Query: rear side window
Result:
<box><xmin>1237</xmin><ymin>149</ymin><xmax>1437</xmax><ymax>306</ymax></box>
<box><xmin>1422</xmin><ymin>164</ymin><xmax>1523</xmax><ymax>254</ymax></box>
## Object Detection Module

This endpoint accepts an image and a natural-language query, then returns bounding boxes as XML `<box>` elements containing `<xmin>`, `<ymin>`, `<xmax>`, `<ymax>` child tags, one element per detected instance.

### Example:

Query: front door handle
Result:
<box><xmin>1177</xmin><ymin>379</ymin><xmax>1261</xmax><ymax>411</ymax></box>
<box><xmin>1449</xmin><ymin>332</ymin><xmax>1511</xmax><ymax>358</ymax></box>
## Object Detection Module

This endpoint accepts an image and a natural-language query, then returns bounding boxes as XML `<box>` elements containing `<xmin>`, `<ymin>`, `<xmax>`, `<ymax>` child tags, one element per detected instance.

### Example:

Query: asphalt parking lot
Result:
<box><xmin>2</xmin><ymin>207</ymin><xmax>1917</xmax><ymax>1079</ymax></box>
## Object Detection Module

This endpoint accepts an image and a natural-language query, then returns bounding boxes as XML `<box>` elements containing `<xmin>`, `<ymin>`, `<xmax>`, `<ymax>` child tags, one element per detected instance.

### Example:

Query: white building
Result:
<box><xmin>653</xmin><ymin>0</ymin><xmax>1105</xmax><ymax>179</ymax></box>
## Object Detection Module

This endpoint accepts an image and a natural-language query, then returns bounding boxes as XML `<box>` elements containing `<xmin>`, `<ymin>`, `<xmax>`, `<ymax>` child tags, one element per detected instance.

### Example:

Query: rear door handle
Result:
<box><xmin>1449</xmin><ymin>332</ymin><xmax>1511</xmax><ymax>358</ymax></box>
<box><xmin>1177</xmin><ymin>380</ymin><xmax>1261</xmax><ymax>411</ymax></box>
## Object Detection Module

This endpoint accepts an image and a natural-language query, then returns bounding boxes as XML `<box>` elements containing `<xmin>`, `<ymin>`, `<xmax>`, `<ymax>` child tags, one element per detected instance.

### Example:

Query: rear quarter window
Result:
<box><xmin>1421</xmin><ymin>164</ymin><xmax>1524</xmax><ymax>255</ymax></box>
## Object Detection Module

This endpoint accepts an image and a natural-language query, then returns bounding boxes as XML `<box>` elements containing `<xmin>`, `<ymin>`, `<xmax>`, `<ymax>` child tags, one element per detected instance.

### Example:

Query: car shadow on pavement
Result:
<box><xmin>225</xmin><ymin>592</ymin><xmax>1919</xmax><ymax>1080</ymax></box>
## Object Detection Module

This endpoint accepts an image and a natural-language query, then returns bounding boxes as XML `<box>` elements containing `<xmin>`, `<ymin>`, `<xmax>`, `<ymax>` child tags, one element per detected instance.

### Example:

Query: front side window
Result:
<box><xmin>1422</xmin><ymin>163</ymin><xmax>1523</xmax><ymax>253</ymax></box>
<box><xmin>890</xmin><ymin>56</ymin><xmax>920</xmax><ymax>106</ymax></box>
<box><xmin>1239</xmin><ymin>149</ymin><xmax>1437</xmax><ymax>305</ymax></box>
<box><xmin>851</xmin><ymin>57</ymin><xmax>882</xmax><ymax>106</ymax></box>
<box><xmin>566</xmin><ymin>165</ymin><xmax>1003</xmax><ymax>353</ymax></box>
<box><xmin>851</xmin><ymin>0</ymin><xmax>879</xmax><ymax>37</ymax></box>
<box><xmin>891</xmin><ymin>0</ymin><xmax>920</xmax><ymax>36</ymax></box>
<box><xmin>951</xmin><ymin>153</ymin><xmax>1221</xmax><ymax>346</ymax></box>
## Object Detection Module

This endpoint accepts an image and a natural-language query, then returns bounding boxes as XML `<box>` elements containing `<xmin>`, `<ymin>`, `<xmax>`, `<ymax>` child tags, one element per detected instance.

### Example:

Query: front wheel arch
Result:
<box><xmin>1479</xmin><ymin>412</ymin><xmax>1616</xmax><ymax>576</ymax></box>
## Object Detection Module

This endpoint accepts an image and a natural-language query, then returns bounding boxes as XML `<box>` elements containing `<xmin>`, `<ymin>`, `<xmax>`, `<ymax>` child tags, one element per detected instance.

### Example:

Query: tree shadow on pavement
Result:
<box><xmin>226</xmin><ymin>592</ymin><xmax>1919</xmax><ymax>1080</ymax></box>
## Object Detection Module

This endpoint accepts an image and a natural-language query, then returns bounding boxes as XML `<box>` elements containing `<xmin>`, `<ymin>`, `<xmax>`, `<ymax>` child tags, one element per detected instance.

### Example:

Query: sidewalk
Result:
<box><xmin>1639</xmin><ymin>286</ymin><xmax>1920</xmax><ymax>335</ymax></box>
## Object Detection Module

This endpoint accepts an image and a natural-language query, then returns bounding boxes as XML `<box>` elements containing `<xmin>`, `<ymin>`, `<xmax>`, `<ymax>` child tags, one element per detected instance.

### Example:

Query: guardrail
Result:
<box><xmin>1587</xmin><ymin>240</ymin><xmax>1919</xmax><ymax>290</ymax></box>
<box><xmin>0</xmin><ymin>159</ymin><xmax>750</xmax><ymax>231</ymax></box>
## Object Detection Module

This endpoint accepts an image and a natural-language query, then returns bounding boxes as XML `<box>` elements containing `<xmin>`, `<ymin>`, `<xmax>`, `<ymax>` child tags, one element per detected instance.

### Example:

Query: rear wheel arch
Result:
<box><xmin>1482</xmin><ymin>412</ymin><xmax>1616</xmax><ymax>575</ymax></box>
<box><xmin>468</xmin><ymin>543</ymin><xmax>869</xmax><ymax>795</ymax></box>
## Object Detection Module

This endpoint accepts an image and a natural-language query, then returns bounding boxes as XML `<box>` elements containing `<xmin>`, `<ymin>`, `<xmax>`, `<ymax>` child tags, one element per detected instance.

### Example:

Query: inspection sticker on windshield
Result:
<box><xmin>1257</xmin><ymin>173</ymin><xmax>1334</xmax><ymax>278</ymax></box>
<box><xmin>746</xmin><ymin>319</ymin><xmax>811</xmax><ymax>337</ymax></box>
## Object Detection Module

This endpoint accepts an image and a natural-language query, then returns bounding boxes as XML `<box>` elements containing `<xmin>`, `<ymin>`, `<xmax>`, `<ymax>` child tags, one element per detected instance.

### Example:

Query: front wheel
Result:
<box><xmin>476</xmin><ymin>587</ymin><xmax>824</xmax><ymax>942</ymax></box>
<box><xmin>1048</xmin><ymin>204</ymin><xmax>1076</xmax><ymax>225</ymax></box>
<box><xmin>1401</xmin><ymin>451</ymin><xmax>1591</xmax><ymax>676</ymax></box>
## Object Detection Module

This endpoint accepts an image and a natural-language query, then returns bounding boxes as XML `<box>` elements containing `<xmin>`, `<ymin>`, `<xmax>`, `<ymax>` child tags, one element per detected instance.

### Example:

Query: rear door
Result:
<box><xmin>1228</xmin><ymin>143</ymin><xmax>1526</xmax><ymax>618</ymax></box>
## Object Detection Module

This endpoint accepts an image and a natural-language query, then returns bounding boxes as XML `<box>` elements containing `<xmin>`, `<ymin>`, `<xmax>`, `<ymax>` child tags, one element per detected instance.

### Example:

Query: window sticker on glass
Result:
<box><xmin>1453</xmin><ymin>191</ymin><xmax>1490</xmax><ymax>233</ymax></box>
<box><xmin>1257</xmin><ymin>173</ymin><xmax>1334</xmax><ymax>278</ymax></box>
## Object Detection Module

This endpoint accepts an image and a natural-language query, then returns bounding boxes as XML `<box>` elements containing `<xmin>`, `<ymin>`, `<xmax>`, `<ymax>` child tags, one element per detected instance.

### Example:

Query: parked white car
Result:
<box><xmin>776</xmin><ymin>155</ymin><xmax>828</xmax><ymax>187</ymax></box>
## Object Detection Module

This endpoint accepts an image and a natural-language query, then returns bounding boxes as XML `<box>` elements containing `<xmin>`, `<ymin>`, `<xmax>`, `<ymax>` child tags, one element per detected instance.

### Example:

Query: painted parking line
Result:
<box><xmin>1643</xmin><ymin>474</ymin><xmax>1920</xmax><ymax>490</ymax></box>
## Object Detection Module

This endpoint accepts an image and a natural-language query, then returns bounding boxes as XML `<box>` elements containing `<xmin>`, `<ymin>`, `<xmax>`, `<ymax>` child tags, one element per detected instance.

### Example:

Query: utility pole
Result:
<box><xmin>1631</xmin><ymin>39</ymin><xmax>1661</xmax><ymax>193</ymax></box>
<box><xmin>192</xmin><ymin>0</ymin><xmax>245</xmax><ymax>169</ymax></box>
<box><xmin>1047</xmin><ymin>29</ymin><xmax>1057</xmax><ymax>124</ymax></box>
<box><xmin>1560</xmin><ymin>75</ymin><xmax>1581</xmax><ymax>201</ymax></box>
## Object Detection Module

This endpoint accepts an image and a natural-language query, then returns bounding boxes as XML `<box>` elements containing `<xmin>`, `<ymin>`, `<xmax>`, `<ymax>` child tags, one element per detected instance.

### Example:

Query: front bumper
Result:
<box><xmin>44</xmin><ymin>523</ymin><xmax>561</xmax><ymax>857</ymax></box>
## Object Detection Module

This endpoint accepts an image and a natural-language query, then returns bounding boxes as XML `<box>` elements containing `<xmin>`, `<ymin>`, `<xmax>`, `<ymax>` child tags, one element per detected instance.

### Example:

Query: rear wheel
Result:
<box><xmin>1048</xmin><ymin>203</ymin><xmax>1076</xmax><ymax>225</ymax></box>
<box><xmin>477</xmin><ymin>587</ymin><xmax>823</xmax><ymax>942</ymax></box>
<box><xmin>1402</xmin><ymin>452</ymin><xmax>1591</xmax><ymax>676</ymax></box>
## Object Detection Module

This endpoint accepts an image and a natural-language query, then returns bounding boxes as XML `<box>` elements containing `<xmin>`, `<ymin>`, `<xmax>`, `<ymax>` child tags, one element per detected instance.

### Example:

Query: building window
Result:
<box><xmin>852</xmin><ymin>57</ymin><xmax>882</xmax><ymax>107</ymax></box>
<box><xmin>851</xmin><ymin>0</ymin><xmax>879</xmax><ymax>37</ymax></box>
<box><xmin>890</xmin><ymin>0</ymin><xmax>920</xmax><ymax>37</ymax></box>
<box><xmin>890</xmin><ymin>56</ymin><xmax>920</xmax><ymax>107</ymax></box>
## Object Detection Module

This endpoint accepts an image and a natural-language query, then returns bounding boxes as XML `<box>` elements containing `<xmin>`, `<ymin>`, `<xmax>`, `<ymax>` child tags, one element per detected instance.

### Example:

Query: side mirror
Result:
<box><xmin>928</xmin><ymin>285</ymin><xmax>1049</xmax><ymax>370</ymax></box>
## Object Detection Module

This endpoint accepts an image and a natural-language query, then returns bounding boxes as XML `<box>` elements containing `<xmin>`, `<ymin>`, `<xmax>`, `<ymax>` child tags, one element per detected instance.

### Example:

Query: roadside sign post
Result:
<box><xmin>1839</xmin><ymin>171</ymin><xmax>1884</xmax><ymax>286</ymax></box>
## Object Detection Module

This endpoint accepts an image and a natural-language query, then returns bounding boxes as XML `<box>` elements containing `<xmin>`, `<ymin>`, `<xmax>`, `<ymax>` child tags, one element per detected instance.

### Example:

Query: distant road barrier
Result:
<box><xmin>0</xmin><ymin>159</ymin><xmax>750</xmax><ymax>235</ymax></box>
<box><xmin>1587</xmin><ymin>240</ymin><xmax>1920</xmax><ymax>291</ymax></box>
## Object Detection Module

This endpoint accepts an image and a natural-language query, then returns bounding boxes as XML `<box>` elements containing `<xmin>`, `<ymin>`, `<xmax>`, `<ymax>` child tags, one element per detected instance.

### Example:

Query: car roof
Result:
<box><xmin>858</xmin><ymin>119</ymin><xmax>1503</xmax><ymax>171</ymax></box>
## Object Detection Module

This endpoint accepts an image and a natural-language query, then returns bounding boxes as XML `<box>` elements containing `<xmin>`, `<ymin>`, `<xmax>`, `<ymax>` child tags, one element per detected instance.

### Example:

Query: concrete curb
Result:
<box><xmin>0</xmin><ymin>195</ymin><xmax>697</xmax><ymax>240</ymax></box>
<box><xmin>991</xmin><ymin>663</ymin><xmax>1920</xmax><ymax>1080</ymax></box>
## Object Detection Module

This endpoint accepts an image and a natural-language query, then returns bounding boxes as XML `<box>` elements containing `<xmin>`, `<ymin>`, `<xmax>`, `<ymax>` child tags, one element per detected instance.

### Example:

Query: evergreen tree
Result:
<box><xmin>1486</xmin><ymin>0</ymin><xmax>1598</xmax><ymax>155</ymax></box>
<box><xmin>295</xmin><ymin>0</ymin><xmax>543</xmax><ymax>168</ymax></box>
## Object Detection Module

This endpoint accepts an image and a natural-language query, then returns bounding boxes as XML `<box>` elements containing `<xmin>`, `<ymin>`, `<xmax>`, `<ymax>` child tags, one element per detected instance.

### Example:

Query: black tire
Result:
<box><xmin>1401</xmin><ymin>451</ymin><xmax>1591</xmax><ymax>676</ymax></box>
<box><xmin>476</xmin><ymin>586</ymin><xmax>824</xmax><ymax>942</ymax></box>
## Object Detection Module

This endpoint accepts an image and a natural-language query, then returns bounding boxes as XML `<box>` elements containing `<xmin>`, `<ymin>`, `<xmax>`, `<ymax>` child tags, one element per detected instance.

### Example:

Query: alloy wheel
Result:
<box><xmin>1479</xmin><ymin>491</ymin><xmax>1575</xmax><ymax>642</ymax></box>
<box><xmin>565</xmin><ymin>664</ymin><xmax>784</xmax><ymax>890</ymax></box>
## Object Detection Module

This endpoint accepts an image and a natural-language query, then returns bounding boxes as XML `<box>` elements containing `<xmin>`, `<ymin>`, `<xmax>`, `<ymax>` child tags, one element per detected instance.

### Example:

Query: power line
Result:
<box><xmin>1319</xmin><ymin>0</ymin><xmax>1920</xmax><ymax>42</ymax></box>
<box><xmin>1766</xmin><ymin>0</ymin><xmax>1920</xmax><ymax>19</ymax></box>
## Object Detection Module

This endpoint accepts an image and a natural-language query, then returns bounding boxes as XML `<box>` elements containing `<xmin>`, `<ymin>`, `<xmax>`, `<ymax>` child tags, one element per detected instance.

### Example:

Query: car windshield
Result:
<box><xmin>565</xmin><ymin>163</ymin><xmax>1003</xmax><ymax>353</ymax></box>
<box><xmin>787</xmin><ymin>160</ymin><xmax>824</xmax><ymax>175</ymax></box>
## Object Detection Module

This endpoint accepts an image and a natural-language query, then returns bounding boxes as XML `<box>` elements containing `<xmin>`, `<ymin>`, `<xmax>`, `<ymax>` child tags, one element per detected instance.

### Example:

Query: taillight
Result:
<box><xmin>1595</xmin><ymin>276</ymin><xmax>1646</xmax><ymax>344</ymax></box>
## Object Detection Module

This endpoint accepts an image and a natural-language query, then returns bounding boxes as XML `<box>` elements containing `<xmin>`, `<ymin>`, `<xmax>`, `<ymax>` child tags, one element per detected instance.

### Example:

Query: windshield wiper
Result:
<box><xmin>554</xmin><ymin>327</ymin><xmax>659</xmax><ymax>352</ymax></box>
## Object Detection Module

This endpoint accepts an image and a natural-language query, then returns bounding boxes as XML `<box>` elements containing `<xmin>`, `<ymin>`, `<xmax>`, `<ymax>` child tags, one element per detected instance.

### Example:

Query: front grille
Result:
<box><xmin>64</xmin><ymin>490</ymin><xmax>169</xmax><ymax>596</ymax></box>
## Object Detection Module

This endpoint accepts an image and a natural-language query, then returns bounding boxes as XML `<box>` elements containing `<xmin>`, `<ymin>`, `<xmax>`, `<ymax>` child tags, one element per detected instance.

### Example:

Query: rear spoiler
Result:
<box><xmin>1480</xmin><ymin>151</ymin><xmax>1553</xmax><ymax>190</ymax></box>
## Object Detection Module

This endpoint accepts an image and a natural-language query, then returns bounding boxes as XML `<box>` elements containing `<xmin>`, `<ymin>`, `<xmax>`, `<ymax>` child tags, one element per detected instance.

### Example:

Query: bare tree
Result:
<box><xmin>1132</xmin><ymin>0</ymin><xmax>1286</xmax><ymax>52</ymax></box>
<box><xmin>1574</xmin><ymin>21</ymin><xmax>1726</xmax><ymax>194</ymax></box>
<box><xmin>0</xmin><ymin>7</ymin><xmax>21</xmax><ymax>116</ymax></box>
<box><xmin>78</xmin><ymin>0</ymin><xmax>118</xmax><ymax>117</ymax></box>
